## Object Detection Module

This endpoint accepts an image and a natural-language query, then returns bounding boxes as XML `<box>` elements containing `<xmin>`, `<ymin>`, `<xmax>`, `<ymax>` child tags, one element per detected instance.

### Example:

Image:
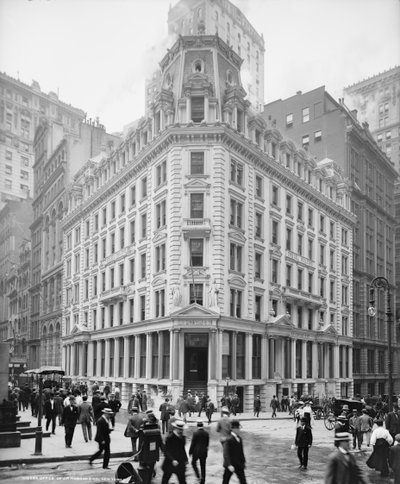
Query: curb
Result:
<box><xmin>0</xmin><ymin>451</ymin><xmax>133</xmax><ymax>468</ymax></box>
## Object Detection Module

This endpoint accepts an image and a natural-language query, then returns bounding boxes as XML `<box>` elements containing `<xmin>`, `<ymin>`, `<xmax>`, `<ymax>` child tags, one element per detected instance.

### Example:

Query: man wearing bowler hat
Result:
<box><xmin>89</xmin><ymin>407</ymin><xmax>114</xmax><ymax>469</ymax></box>
<box><xmin>189</xmin><ymin>419</ymin><xmax>209</xmax><ymax>484</ymax></box>
<box><xmin>324</xmin><ymin>432</ymin><xmax>368</xmax><ymax>484</ymax></box>
<box><xmin>161</xmin><ymin>420</ymin><xmax>188</xmax><ymax>484</ymax></box>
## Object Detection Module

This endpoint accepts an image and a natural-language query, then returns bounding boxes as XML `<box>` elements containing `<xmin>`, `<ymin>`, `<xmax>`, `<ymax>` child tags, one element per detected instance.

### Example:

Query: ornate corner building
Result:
<box><xmin>62</xmin><ymin>34</ymin><xmax>356</xmax><ymax>409</ymax></box>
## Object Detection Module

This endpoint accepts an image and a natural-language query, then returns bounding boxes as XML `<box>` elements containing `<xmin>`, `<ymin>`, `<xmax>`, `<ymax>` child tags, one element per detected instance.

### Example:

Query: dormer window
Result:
<box><xmin>226</xmin><ymin>70</ymin><xmax>234</xmax><ymax>86</ymax></box>
<box><xmin>193</xmin><ymin>60</ymin><xmax>203</xmax><ymax>73</ymax></box>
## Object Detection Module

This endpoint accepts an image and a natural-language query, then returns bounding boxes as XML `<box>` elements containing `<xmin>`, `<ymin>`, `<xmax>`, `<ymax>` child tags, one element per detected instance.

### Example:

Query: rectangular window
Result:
<box><xmin>130</xmin><ymin>220</ymin><xmax>135</xmax><ymax>244</ymax></box>
<box><xmin>297</xmin><ymin>201</ymin><xmax>303</xmax><ymax>221</ymax></box>
<box><xmin>102</xmin><ymin>207</ymin><xmax>107</xmax><ymax>226</ymax></box>
<box><xmin>156</xmin><ymin>200</ymin><xmax>166</xmax><ymax>228</ymax></box>
<box><xmin>129</xmin><ymin>259</ymin><xmax>135</xmax><ymax>282</ymax></box>
<box><xmin>119</xmin><ymin>263</ymin><xmax>124</xmax><ymax>286</ymax></box>
<box><xmin>129</xmin><ymin>299</ymin><xmax>134</xmax><ymax>323</ymax></box>
<box><xmin>222</xmin><ymin>332</ymin><xmax>232</xmax><ymax>378</ymax></box>
<box><xmin>314</xmin><ymin>130</ymin><xmax>322</xmax><ymax>142</ymax></box>
<box><xmin>155</xmin><ymin>289</ymin><xmax>165</xmax><ymax>317</ymax></box>
<box><xmin>286</xmin><ymin>113</ymin><xmax>293</xmax><ymax>127</ymax></box>
<box><xmin>140</xmin><ymin>253</ymin><xmax>146</xmax><ymax>279</ymax></box>
<box><xmin>190</xmin><ymin>152</ymin><xmax>204</xmax><ymax>175</ymax></box>
<box><xmin>255</xmin><ymin>175</ymin><xmax>263</xmax><ymax>197</ymax></box>
<box><xmin>255</xmin><ymin>253</ymin><xmax>262</xmax><ymax>279</ymax></box>
<box><xmin>272</xmin><ymin>220</ymin><xmax>279</xmax><ymax>244</ymax></box>
<box><xmin>190</xmin><ymin>283</ymin><xmax>203</xmax><ymax>305</ymax></box>
<box><xmin>140</xmin><ymin>295</ymin><xmax>146</xmax><ymax>321</ymax></box>
<box><xmin>298</xmin><ymin>268</ymin><xmax>303</xmax><ymax>290</ymax></box>
<box><xmin>308</xmin><ymin>273</ymin><xmax>313</xmax><ymax>293</ymax></box>
<box><xmin>286</xmin><ymin>264</ymin><xmax>292</xmax><ymax>286</ymax></box>
<box><xmin>155</xmin><ymin>244</ymin><xmax>166</xmax><ymax>272</ymax></box>
<box><xmin>191</xmin><ymin>96</ymin><xmax>204</xmax><ymax>123</ymax></box>
<box><xmin>271</xmin><ymin>259</ymin><xmax>278</xmax><ymax>283</ymax></box>
<box><xmin>302</xmin><ymin>134</ymin><xmax>309</xmax><ymax>147</ymax></box>
<box><xmin>297</xmin><ymin>234</ymin><xmax>303</xmax><ymax>255</ymax></box>
<box><xmin>252</xmin><ymin>335</ymin><xmax>261</xmax><ymax>378</ymax></box>
<box><xmin>110</xmin><ymin>232</ymin><xmax>115</xmax><ymax>253</ymax></box>
<box><xmin>190</xmin><ymin>193</ymin><xmax>204</xmax><ymax>218</ymax></box>
<box><xmin>286</xmin><ymin>194</ymin><xmax>292</xmax><ymax>215</ymax></box>
<box><xmin>230</xmin><ymin>243</ymin><xmax>242</xmax><ymax>272</ymax></box>
<box><xmin>255</xmin><ymin>212</ymin><xmax>262</xmax><ymax>238</ymax></box>
<box><xmin>94</xmin><ymin>243</ymin><xmax>98</xmax><ymax>263</ymax></box>
<box><xmin>230</xmin><ymin>199</ymin><xmax>243</xmax><ymax>228</ymax></box>
<box><xmin>302</xmin><ymin>107</ymin><xmax>310</xmax><ymax>123</ymax></box>
<box><xmin>286</xmin><ymin>227</ymin><xmax>292</xmax><ymax>251</ymax></box>
<box><xmin>230</xmin><ymin>159</ymin><xmax>244</xmax><ymax>186</ymax></box>
<box><xmin>190</xmin><ymin>239</ymin><xmax>203</xmax><ymax>266</ymax></box>
<box><xmin>120</xmin><ymin>193</ymin><xmax>126</xmax><ymax>214</ymax></box>
<box><xmin>236</xmin><ymin>333</ymin><xmax>245</xmax><ymax>379</ymax></box>
<box><xmin>130</xmin><ymin>185</ymin><xmax>136</xmax><ymax>206</ymax></box>
<box><xmin>120</xmin><ymin>226</ymin><xmax>125</xmax><ymax>249</ymax></box>
<box><xmin>272</xmin><ymin>185</ymin><xmax>279</xmax><ymax>206</ymax></box>
<box><xmin>141</xmin><ymin>214</ymin><xmax>147</xmax><ymax>238</ymax></box>
<box><xmin>141</xmin><ymin>177</ymin><xmax>147</xmax><ymax>198</ymax></box>
<box><xmin>156</xmin><ymin>160</ymin><xmax>167</xmax><ymax>186</ymax></box>
<box><xmin>94</xmin><ymin>213</ymin><xmax>99</xmax><ymax>231</ymax></box>
<box><xmin>229</xmin><ymin>290</ymin><xmax>242</xmax><ymax>317</ymax></box>
<box><xmin>320</xmin><ymin>215</ymin><xmax>325</xmax><ymax>233</ymax></box>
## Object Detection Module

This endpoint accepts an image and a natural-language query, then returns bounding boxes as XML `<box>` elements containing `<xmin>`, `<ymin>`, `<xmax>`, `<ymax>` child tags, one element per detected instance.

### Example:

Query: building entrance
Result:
<box><xmin>184</xmin><ymin>334</ymin><xmax>208</xmax><ymax>393</ymax></box>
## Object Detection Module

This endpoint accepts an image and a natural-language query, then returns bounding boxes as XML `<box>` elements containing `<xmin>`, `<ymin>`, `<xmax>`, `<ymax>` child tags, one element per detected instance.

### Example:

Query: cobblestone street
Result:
<box><xmin>0</xmin><ymin>417</ymin><xmax>391</xmax><ymax>484</ymax></box>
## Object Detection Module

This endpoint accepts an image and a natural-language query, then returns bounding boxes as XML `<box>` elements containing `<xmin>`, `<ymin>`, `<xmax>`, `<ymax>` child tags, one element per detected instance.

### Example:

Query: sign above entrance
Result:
<box><xmin>185</xmin><ymin>334</ymin><xmax>208</xmax><ymax>347</ymax></box>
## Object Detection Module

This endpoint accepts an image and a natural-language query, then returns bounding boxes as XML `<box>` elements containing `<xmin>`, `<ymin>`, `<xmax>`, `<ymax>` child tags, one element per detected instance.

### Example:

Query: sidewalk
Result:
<box><xmin>0</xmin><ymin>408</ymin><xmax>292</xmax><ymax>467</ymax></box>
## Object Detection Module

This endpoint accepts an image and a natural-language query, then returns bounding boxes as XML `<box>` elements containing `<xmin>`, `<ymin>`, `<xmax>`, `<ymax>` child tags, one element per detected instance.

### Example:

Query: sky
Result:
<box><xmin>0</xmin><ymin>0</ymin><xmax>399</xmax><ymax>134</ymax></box>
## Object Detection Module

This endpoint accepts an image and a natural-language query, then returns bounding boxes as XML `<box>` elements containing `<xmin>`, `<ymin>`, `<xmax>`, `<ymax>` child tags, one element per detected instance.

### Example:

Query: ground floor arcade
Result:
<box><xmin>62</xmin><ymin>305</ymin><xmax>353</xmax><ymax>410</ymax></box>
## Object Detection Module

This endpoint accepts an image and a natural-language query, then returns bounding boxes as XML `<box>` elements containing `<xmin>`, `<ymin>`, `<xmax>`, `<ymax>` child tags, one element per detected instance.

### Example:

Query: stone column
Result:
<box><xmin>158</xmin><ymin>331</ymin><xmax>163</xmax><ymax>380</ymax></box>
<box><xmin>269</xmin><ymin>338</ymin><xmax>275</xmax><ymax>379</ymax></box>
<box><xmin>96</xmin><ymin>341</ymin><xmax>102</xmax><ymax>376</ymax></box>
<box><xmin>323</xmin><ymin>344</ymin><xmax>330</xmax><ymax>379</ymax></box>
<box><xmin>312</xmin><ymin>342</ymin><xmax>318</xmax><ymax>379</ymax></box>
<box><xmin>216</xmin><ymin>330</ymin><xmax>223</xmax><ymax>380</ymax></box>
<box><xmin>123</xmin><ymin>336</ymin><xmax>130</xmax><ymax>378</ymax></box>
<box><xmin>114</xmin><ymin>337</ymin><xmax>120</xmax><ymax>378</ymax></box>
<box><xmin>204</xmin><ymin>96</ymin><xmax>209</xmax><ymax>122</ymax></box>
<box><xmin>291</xmin><ymin>338</ymin><xmax>297</xmax><ymax>379</ymax></box>
<box><xmin>210</xmin><ymin>329</ymin><xmax>217</xmax><ymax>380</ymax></box>
<box><xmin>134</xmin><ymin>335</ymin><xmax>140</xmax><ymax>379</ymax></box>
<box><xmin>146</xmin><ymin>333</ymin><xmax>152</xmax><ymax>379</ymax></box>
<box><xmin>333</xmin><ymin>344</ymin><xmax>340</xmax><ymax>379</ymax></box>
<box><xmin>105</xmin><ymin>339</ymin><xmax>110</xmax><ymax>378</ymax></box>
<box><xmin>261</xmin><ymin>334</ymin><xmax>268</xmax><ymax>379</ymax></box>
<box><xmin>244</xmin><ymin>112</ymin><xmax>249</xmax><ymax>138</ymax></box>
<box><xmin>233</xmin><ymin>105</ymin><xmax>238</xmax><ymax>130</ymax></box>
<box><xmin>70</xmin><ymin>343</ymin><xmax>76</xmax><ymax>376</ymax></box>
<box><xmin>172</xmin><ymin>330</ymin><xmax>180</xmax><ymax>380</ymax></box>
<box><xmin>232</xmin><ymin>332</ymin><xmax>237</xmax><ymax>380</ymax></box>
<box><xmin>302</xmin><ymin>340</ymin><xmax>307</xmax><ymax>379</ymax></box>
<box><xmin>246</xmin><ymin>333</ymin><xmax>252</xmax><ymax>380</ymax></box>
<box><xmin>62</xmin><ymin>345</ymin><xmax>67</xmax><ymax>375</ymax></box>
<box><xmin>78</xmin><ymin>343</ymin><xmax>84</xmax><ymax>376</ymax></box>
<box><xmin>186</xmin><ymin>95</ymin><xmax>191</xmax><ymax>123</ymax></box>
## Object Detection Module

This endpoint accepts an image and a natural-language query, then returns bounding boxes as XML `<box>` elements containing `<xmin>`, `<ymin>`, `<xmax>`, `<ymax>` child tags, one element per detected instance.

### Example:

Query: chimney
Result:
<box><xmin>351</xmin><ymin>109</ymin><xmax>358</xmax><ymax>119</ymax></box>
<box><xmin>296</xmin><ymin>90</ymin><xmax>302</xmax><ymax>95</ymax></box>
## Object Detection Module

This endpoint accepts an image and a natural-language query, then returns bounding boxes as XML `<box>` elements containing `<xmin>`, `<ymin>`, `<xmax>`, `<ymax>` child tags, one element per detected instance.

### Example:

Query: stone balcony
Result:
<box><xmin>182</xmin><ymin>218</ymin><xmax>211</xmax><ymax>240</ymax></box>
<box><xmin>99</xmin><ymin>286</ymin><xmax>128</xmax><ymax>305</ymax></box>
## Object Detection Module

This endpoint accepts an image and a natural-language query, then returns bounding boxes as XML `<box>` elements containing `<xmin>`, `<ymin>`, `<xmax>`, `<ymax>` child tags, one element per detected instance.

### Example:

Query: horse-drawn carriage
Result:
<box><xmin>323</xmin><ymin>398</ymin><xmax>373</xmax><ymax>430</ymax></box>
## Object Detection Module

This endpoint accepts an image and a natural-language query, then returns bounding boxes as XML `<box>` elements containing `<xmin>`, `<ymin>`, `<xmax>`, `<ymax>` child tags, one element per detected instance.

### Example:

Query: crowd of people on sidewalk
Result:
<box><xmin>7</xmin><ymin>382</ymin><xmax>400</xmax><ymax>483</ymax></box>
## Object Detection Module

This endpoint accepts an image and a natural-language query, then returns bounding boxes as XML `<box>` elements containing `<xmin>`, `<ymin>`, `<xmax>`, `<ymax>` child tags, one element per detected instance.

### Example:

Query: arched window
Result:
<box><xmin>42</xmin><ymin>326</ymin><xmax>48</xmax><ymax>366</ymax></box>
<box><xmin>48</xmin><ymin>324</ymin><xmax>54</xmax><ymax>366</ymax></box>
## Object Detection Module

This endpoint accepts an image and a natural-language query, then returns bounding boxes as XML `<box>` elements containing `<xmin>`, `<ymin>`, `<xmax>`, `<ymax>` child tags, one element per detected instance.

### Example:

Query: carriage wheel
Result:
<box><xmin>324</xmin><ymin>413</ymin><xmax>336</xmax><ymax>430</ymax></box>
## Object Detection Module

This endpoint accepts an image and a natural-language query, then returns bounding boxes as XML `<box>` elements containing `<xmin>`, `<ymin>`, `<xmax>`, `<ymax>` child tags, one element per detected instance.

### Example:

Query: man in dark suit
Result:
<box><xmin>222</xmin><ymin>419</ymin><xmax>247</xmax><ymax>484</ymax></box>
<box><xmin>78</xmin><ymin>395</ymin><xmax>94</xmax><ymax>442</ymax></box>
<box><xmin>295</xmin><ymin>416</ymin><xmax>313</xmax><ymax>470</ymax></box>
<box><xmin>89</xmin><ymin>407</ymin><xmax>114</xmax><ymax>469</ymax></box>
<box><xmin>389</xmin><ymin>433</ymin><xmax>400</xmax><ymax>484</ymax></box>
<box><xmin>161</xmin><ymin>420</ymin><xmax>188</xmax><ymax>484</ymax></box>
<box><xmin>61</xmin><ymin>396</ymin><xmax>79</xmax><ymax>448</ymax></box>
<box><xmin>44</xmin><ymin>393</ymin><xmax>57</xmax><ymax>434</ymax></box>
<box><xmin>324</xmin><ymin>432</ymin><xmax>369</xmax><ymax>484</ymax></box>
<box><xmin>54</xmin><ymin>391</ymin><xmax>64</xmax><ymax>426</ymax></box>
<box><xmin>189</xmin><ymin>420</ymin><xmax>209</xmax><ymax>484</ymax></box>
<box><xmin>159</xmin><ymin>398</ymin><xmax>172</xmax><ymax>434</ymax></box>
<box><xmin>385</xmin><ymin>404</ymin><xmax>400</xmax><ymax>441</ymax></box>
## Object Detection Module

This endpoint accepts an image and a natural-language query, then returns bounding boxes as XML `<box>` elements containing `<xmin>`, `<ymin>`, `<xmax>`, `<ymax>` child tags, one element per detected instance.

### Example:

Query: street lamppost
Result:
<box><xmin>33</xmin><ymin>373</ymin><xmax>43</xmax><ymax>456</ymax></box>
<box><xmin>368</xmin><ymin>276</ymin><xmax>393</xmax><ymax>413</ymax></box>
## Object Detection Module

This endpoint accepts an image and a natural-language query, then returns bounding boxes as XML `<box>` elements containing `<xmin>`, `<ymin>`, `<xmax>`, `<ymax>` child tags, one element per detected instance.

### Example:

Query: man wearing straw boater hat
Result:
<box><xmin>161</xmin><ymin>420</ymin><xmax>188</xmax><ymax>484</ymax></box>
<box><xmin>324</xmin><ymin>432</ymin><xmax>368</xmax><ymax>483</ymax></box>
<box><xmin>89</xmin><ymin>407</ymin><xmax>114</xmax><ymax>469</ymax></box>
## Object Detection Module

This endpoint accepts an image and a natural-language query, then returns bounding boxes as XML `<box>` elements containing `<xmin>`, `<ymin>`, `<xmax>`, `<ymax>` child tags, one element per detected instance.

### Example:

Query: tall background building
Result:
<box><xmin>264</xmin><ymin>87</ymin><xmax>399</xmax><ymax>397</ymax></box>
<box><xmin>0</xmin><ymin>72</ymin><xmax>86</xmax><ymax>206</ymax></box>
